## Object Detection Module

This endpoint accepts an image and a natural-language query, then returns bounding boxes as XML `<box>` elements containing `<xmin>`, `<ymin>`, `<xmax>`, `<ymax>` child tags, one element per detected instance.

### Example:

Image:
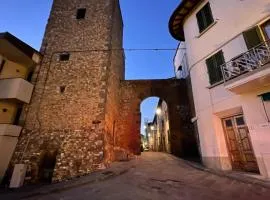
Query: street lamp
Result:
<box><xmin>150</xmin><ymin>125</ymin><xmax>154</xmax><ymax>130</ymax></box>
<box><xmin>156</xmin><ymin>107</ymin><xmax>161</xmax><ymax>115</ymax></box>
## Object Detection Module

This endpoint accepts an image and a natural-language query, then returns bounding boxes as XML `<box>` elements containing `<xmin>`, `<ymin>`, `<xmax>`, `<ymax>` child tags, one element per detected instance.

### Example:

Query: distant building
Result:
<box><xmin>144</xmin><ymin>99</ymin><xmax>171</xmax><ymax>153</ymax></box>
<box><xmin>155</xmin><ymin>99</ymin><xmax>171</xmax><ymax>153</ymax></box>
<box><xmin>174</xmin><ymin>42</ymin><xmax>188</xmax><ymax>79</ymax></box>
<box><xmin>169</xmin><ymin>0</ymin><xmax>270</xmax><ymax>177</ymax></box>
<box><xmin>0</xmin><ymin>32</ymin><xmax>41</xmax><ymax>183</ymax></box>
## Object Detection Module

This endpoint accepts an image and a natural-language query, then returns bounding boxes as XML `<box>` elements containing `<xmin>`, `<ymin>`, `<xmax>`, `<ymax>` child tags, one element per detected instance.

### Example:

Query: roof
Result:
<box><xmin>0</xmin><ymin>32</ymin><xmax>41</xmax><ymax>65</ymax></box>
<box><xmin>169</xmin><ymin>0</ymin><xmax>202</xmax><ymax>41</ymax></box>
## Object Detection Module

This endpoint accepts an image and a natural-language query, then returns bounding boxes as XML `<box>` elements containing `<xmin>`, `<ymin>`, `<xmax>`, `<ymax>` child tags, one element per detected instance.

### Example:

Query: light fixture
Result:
<box><xmin>156</xmin><ymin>107</ymin><xmax>161</xmax><ymax>115</ymax></box>
<box><xmin>150</xmin><ymin>126</ymin><xmax>154</xmax><ymax>130</ymax></box>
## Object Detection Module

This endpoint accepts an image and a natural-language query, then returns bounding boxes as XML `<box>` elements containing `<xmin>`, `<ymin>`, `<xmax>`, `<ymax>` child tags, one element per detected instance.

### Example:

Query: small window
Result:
<box><xmin>60</xmin><ymin>86</ymin><xmax>66</xmax><ymax>93</ymax></box>
<box><xmin>76</xmin><ymin>8</ymin><xmax>86</xmax><ymax>19</ymax></box>
<box><xmin>177</xmin><ymin>65</ymin><xmax>183</xmax><ymax>71</ymax></box>
<box><xmin>59</xmin><ymin>53</ymin><xmax>70</xmax><ymax>61</ymax></box>
<box><xmin>196</xmin><ymin>2</ymin><xmax>214</xmax><ymax>33</ymax></box>
<box><xmin>0</xmin><ymin>59</ymin><xmax>5</xmax><ymax>73</ymax></box>
<box><xmin>206</xmin><ymin>50</ymin><xmax>225</xmax><ymax>85</ymax></box>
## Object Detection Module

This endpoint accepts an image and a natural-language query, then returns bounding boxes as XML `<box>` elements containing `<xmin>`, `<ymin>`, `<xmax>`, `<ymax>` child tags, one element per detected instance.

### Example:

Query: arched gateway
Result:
<box><xmin>116</xmin><ymin>79</ymin><xmax>196</xmax><ymax>159</ymax></box>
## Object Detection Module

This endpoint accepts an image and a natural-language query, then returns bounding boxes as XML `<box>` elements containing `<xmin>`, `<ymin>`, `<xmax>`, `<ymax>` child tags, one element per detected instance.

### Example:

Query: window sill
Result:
<box><xmin>206</xmin><ymin>80</ymin><xmax>224</xmax><ymax>89</ymax></box>
<box><xmin>196</xmin><ymin>21</ymin><xmax>218</xmax><ymax>39</ymax></box>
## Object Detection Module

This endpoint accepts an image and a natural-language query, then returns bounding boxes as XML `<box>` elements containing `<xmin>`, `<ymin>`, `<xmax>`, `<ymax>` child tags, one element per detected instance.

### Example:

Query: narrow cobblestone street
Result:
<box><xmin>1</xmin><ymin>152</ymin><xmax>270</xmax><ymax>200</ymax></box>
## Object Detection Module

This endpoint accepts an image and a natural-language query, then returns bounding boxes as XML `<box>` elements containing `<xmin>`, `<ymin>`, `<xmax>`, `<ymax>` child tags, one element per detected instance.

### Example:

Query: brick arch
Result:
<box><xmin>115</xmin><ymin>79</ymin><xmax>195</xmax><ymax>158</ymax></box>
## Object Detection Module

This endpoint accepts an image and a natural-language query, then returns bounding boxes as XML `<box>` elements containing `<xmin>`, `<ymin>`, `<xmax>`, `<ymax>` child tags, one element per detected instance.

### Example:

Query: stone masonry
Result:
<box><xmin>7</xmin><ymin>0</ymin><xmax>198</xmax><ymax>184</ymax></box>
<box><xmin>10</xmin><ymin>0</ymin><xmax>124</xmax><ymax>183</ymax></box>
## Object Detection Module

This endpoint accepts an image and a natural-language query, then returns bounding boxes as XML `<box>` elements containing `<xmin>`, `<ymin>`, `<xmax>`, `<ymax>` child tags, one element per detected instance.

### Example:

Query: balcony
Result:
<box><xmin>221</xmin><ymin>40</ymin><xmax>270</xmax><ymax>94</ymax></box>
<box><xmin>0</xmin><ymin>78</ymin><xmax>34</xmax><ymax>103</ymax></box>
<box><xmin>0</xmin><ymin>124</ymin><xmax>22</xmax><ymax>137</ymax></box>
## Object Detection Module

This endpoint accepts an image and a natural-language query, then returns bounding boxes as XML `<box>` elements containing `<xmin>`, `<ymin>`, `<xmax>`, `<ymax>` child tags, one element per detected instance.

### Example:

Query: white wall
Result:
<box><xmin>183</xmin><ymin>0</ymin><xmax>270</xmax><ymax>175</ymax></box>
<box><xmin>174</xmin><ymin>43</ymin><xmax>189</xmax><ymax>79</ymax></box>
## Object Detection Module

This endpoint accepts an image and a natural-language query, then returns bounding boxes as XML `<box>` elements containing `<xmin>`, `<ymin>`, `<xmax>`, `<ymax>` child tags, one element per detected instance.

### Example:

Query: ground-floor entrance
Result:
<box><xmin>222</xmin><ymin>114</ymin><xmax>259</xmax><ymax>173</ymax></box>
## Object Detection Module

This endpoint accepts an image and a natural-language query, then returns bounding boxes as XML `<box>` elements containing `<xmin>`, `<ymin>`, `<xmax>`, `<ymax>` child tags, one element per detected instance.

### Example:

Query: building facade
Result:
<box><xmin>10</xmin><ymin>0</ymin><xmax>125</xmax><ymax>183</ymax></box>
<box><xmin>170</xmin><ymin>0</ymin><xmax>270</xmax><ymax>177</ymax></box>
<box><xmin>0</xmin><ymin>32</ymin><xmax>41</xmax><ymax>183</ymax></box>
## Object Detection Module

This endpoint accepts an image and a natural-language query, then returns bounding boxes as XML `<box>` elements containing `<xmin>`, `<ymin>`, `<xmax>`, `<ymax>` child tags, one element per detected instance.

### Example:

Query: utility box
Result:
<box><xmin>9</xmin><ymin>164</ymin><xmax>27</xmax><ymax>188</ymax></box>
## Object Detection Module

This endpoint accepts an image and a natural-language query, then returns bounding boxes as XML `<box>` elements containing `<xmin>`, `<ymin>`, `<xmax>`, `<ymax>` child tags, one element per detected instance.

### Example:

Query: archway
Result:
<box><xmin>115</xmin><ymin>78</ymin><xmax>200</xmax><ymax>160</ymax></box>
<box><xmin>140</xmin><ymin>97</ymin><xmax>171</xmax><ymax>153</ymax></box>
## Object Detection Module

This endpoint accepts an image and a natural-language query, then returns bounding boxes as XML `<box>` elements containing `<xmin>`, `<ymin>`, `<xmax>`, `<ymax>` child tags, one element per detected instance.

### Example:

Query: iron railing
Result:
<box><xmin>221</xmin><ymin>40</ymin><xmax>270</xmax><ymax>82</ymax></box>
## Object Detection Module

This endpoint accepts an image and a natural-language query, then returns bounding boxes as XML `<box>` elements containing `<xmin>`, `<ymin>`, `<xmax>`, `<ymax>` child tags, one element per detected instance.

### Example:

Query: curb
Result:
<box><xmin>184</xmin><ymin>160</ymin><xmax>270</xmax><ymax>189</ymax></box>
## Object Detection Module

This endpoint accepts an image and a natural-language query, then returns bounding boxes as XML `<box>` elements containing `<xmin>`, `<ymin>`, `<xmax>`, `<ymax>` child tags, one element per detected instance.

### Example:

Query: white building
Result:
<box><xmin>174</xmin><ymin>42</ymin><xmax>189</xmax><ymax>79</ymax></box>
<box><xmin>169</xmin><ymin>0</ymin><xmax>270</xmax><ymax>178</ymax></box>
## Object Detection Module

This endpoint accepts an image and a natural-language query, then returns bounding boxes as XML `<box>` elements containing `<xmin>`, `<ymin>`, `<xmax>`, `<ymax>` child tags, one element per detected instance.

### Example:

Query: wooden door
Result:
<box><xmin>223</xmin><ymin>115</ymin><xmax>259</xmax><ymax>173</ymax></box>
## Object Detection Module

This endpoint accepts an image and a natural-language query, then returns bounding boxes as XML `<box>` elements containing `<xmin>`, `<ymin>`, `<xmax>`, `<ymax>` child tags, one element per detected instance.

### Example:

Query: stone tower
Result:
<box><xmin>11</xmin><ymin>0</ymin><xmax>124</xmax><ymax>183</ymax></box>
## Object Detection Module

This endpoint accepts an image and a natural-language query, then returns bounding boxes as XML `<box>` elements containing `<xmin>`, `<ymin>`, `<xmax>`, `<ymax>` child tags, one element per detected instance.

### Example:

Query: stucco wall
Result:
<box><xmin>182</xmin><ymin>0</ymin><xmax>270</xmax><ymax>174</ymax></box>
<box><xmin>0</xmin><ymin>58</ymin><xmax>29</xmax><ymax>80</ymax></box>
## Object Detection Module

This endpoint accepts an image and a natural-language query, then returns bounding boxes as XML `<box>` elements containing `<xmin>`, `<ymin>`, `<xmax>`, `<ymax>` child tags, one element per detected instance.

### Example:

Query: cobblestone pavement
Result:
<box><xmin>2</xmin><ymin>152</ymin><xmax>270</xmax><ymax>200</ymax></box>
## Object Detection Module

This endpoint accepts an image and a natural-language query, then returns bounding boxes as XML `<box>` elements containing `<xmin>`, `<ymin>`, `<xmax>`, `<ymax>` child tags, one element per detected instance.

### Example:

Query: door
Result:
<box><xmin>223</xmin><ymin>115</ymin><xmax>259</xmax><ymax>173</ymax></box>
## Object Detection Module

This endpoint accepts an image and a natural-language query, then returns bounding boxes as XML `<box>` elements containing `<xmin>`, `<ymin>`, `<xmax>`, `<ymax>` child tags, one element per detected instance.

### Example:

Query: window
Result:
<box><xmin>59</xmin><ymin>86</ymin><xmax>66</xmax><ymax>93</ymax></box>
<box><xmin>59</xmin><ymin>53</ymin><xmax>70</xmax><ymax>61</ymax></box>
<box><xmin>206</xmin><ymin>50</ymin><xmax>225</xmax><ymax>85</ymax></box>
<box><xmin>76</xmin><ymin>8</ymin><xmax>86</xmax><ymax>20</ymax></box>
<box><xmin>243</xmin><ymin>26</ymin><xmax>263</xmax><ymax>49</ymax></box>
<box><xmin>177</xmin><ymin>65</ymin><xmax>183</xmax><ymax>71</ymax></box>
<box><xmin>0</xmin><ymin>59</ymin><xmax>5</xmax><ymax>73</ymax></box>
<box><xmin>196</xmin><ymin>2</ymin><xmax>214</xmax><ymax>33</ymax></box>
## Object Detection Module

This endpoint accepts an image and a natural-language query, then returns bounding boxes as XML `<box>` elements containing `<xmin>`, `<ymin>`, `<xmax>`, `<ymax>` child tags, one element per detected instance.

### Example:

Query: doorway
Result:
<box><xmin>222</xmin><ymin>114</ymin><xmax>259</xmax><ymax>173</ymax></box>
<box><xmin>38</xmin><ymin>150</ymin><xmax>58</xmax><ymax>183</ymax></box>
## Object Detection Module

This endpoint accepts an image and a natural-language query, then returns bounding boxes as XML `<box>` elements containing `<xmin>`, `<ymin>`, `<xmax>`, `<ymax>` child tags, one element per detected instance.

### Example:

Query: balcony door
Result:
<box><xmin>223</xmin><ymin>115</ymin><xmax>259</xmax><ymax>173</ymax></box>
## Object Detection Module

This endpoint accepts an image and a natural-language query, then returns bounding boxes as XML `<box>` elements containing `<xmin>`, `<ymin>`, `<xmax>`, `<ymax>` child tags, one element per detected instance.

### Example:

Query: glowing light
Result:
<box><xmin>150</xmin><ymin>126</ymin><xmax>154</xmax><ymax>130</ymax></box>
<box><xmin>156</xmin><ymin>108</ymin><xmax>161</xmax><ymax>115</ymax></box>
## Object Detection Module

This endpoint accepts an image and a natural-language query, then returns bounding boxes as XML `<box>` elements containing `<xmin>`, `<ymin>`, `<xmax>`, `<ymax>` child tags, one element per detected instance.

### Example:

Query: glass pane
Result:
<box><xmin>236</xmin><ymin>117</ymin><xmax>245</xmax><ymax>126</ymax></box>
<box><xmin>225</xmin><ymin>119</ymin><xmax>233</xmax><ymax>127</ymax></box>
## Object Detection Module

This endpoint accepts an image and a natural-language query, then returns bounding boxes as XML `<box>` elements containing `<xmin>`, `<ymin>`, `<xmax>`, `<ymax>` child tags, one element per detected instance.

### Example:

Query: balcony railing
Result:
<box><xmin>221</xmin><ymin>40</ymin><xmax>270</xmax><ymax>82</ymax></box>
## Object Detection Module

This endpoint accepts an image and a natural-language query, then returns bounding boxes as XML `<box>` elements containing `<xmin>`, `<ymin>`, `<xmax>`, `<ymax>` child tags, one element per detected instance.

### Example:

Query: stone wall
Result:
<box><xmin>10</xmin><ymin>0</ymin><xmax>123</xmax><ymax>183</ymax></box>
<box><xmin>116</xmin><ymin>79</ymin><xmax>197</xmax><ymax>158</ymax></box>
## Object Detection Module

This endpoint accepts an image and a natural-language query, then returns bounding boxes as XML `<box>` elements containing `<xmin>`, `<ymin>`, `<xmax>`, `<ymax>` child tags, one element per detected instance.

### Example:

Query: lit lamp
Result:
<box><xmin>150</xmin><ymin>126</ymin><xmax>154</xmax><ymax>130</ymax></box>
<box><xmin>156</xmin><ymin>107</ymin><xmax>161</xmax><ymax>115</ymax></box>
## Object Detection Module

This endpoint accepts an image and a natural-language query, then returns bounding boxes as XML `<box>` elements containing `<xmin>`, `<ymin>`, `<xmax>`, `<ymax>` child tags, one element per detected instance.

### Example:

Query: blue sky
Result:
<box><xmin>0</xmin><ymin>0</ymin><xmax>180</xmax><ymax>134</ymax></box>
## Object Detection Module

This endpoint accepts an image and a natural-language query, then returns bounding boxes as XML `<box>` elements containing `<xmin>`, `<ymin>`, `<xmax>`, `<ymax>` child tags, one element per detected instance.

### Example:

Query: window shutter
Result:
<box><xmin>214</xmin><ymin>51</ymin><xmax>225</xmax><ymax>82</ymax></box>
<box><xmin>204</xmin><ymin>3</ymin><xmax>214</xmax><ymax>27</ymax></box>
<box><xmin>196</xmin><ymin>11</ymin><xmax>204</xmax><ymax>33</ymax></box>
<box><xmin>206</xmin><ymin>51</ymin><xmax>225</xmax><ymax>85</ymax></box>
<box><xmin>206</xmin><ymin>56</ymin><xmax>216</xmax><ymax>85</ymax></box>
<box><xmin>243</xmin><ymin>26</ymin><xmax>263</xmax><ymax>49</ymax></box>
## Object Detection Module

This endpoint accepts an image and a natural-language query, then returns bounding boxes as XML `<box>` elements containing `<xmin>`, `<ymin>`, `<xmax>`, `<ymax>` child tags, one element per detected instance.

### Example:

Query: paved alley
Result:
<box><xmin>1</xmin><ymin>152</ymin><xmax>270</xmax><ymax>200</ymax></box>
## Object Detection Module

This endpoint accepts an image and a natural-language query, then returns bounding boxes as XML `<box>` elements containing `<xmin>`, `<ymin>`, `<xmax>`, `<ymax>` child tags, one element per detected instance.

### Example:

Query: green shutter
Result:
<box><xmin>204</xmin><ymin>3</ymin><xmax>214</xmax><ymax>27</ymax></box>
<box><xmin>196</xmin><ymin>11</ymin><xmax>205</xmax><ymax>33</ymax></box>
<box><xmin>243</xmin><ymin>26</ymin><xmax>263</xmax><ymax>49</ymax></box>
<box><xmin>206</xmin><ymin>51</ymin><xmax>225</xmax><ymax>85</ymax></box>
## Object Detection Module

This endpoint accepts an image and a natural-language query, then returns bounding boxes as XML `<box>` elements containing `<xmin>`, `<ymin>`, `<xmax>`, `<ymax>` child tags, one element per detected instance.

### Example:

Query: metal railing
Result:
<box><xmin>221</xmin><ymin>40</ymin><xmax>270</xmax><ymax>82</ymax></box>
